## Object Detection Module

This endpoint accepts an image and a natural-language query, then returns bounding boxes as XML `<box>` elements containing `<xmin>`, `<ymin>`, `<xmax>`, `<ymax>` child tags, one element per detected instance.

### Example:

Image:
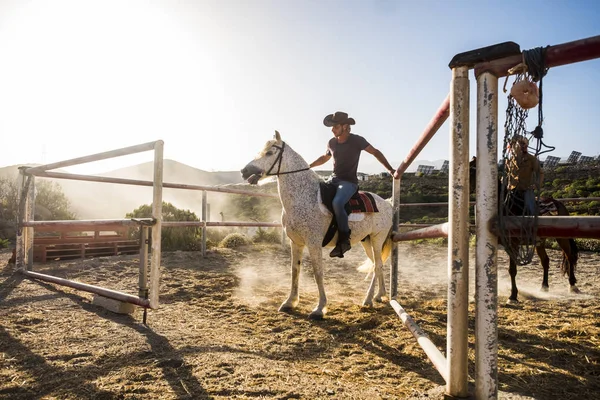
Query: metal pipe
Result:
<box><xmin>390</xmin><ymin>300</ymin><xmax>448</xmax><ymax>383</ymax></box>
<box><xmin>201</xmin><ymin>190</ymin><xmax>207</xmax><ymax>257</ymax></box>
<box><xmin>23</xmin><ymin>271</ymin><xmax>151</xmax><ymax>307</ymax></box>
<box><xmin>25</xmin><ymin>141</ymin><xmax>159</xmax><ymax>174</ymax></box>
<box><xmin>490</xmin><ymin>216</ymin><xmax>600</xmax><ymax>239</ymax></box>
<box><xmin>22</xmin><ymin>219</ymin><xmax>154</xmax><ymax>230</ymax></box>
<box><xmin>395</xmin><ymin>95</ymin><xmax>450</xmax><ymax>177</ymax></box>
<box><xmin>161</xmin><ymin>221</ymin><xmax>281</xmax><ymax>228</ymax></box>
<box><xmin>475</xmin><ymin>71</ymin><xmax>499</xmax><ymax>400</ymax></box>
<box><xmin>138</xmin><ymin>226</ymin><xmax>149</xmax><ymax>298</ymax></box>
<box><xmin>447</xmin><ymin>66</ymin><xmax>470</xmax><ymax>398</ymax></box>
<box><xmin>474</xmin><ymin>35</ymin><xmax>600</xmax><ymax>78</ymax></box>
<box><xmin>29</xmin><ymin>170</ymin><xmax>278</xmax><ymax>198</ymax></box>
<box><xmin>391</xmin><ymin>177</ymin><xmax>401</xmax><ymax>299</ymax></box>
<box><xmin>392</xmin><ymin>222</ymin><xmax>449</xmax><ymax>241</ymax></box>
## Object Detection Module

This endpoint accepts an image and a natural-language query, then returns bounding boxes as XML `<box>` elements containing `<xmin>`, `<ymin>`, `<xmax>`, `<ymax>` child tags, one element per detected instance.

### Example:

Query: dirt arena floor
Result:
<box><xmin>1</xmin><ymin>242</ymin><xmax>599</xmax><ymax>399</ymax></box>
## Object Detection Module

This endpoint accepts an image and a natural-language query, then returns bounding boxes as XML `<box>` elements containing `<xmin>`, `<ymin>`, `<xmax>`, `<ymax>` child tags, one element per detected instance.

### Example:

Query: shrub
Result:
<box><xmin>252</xmin><ymin>228</ymin><xmax>281</xmax><ymax>244</ymax></box>
<box><xmin>0</xmin><ymin>238</ymin><xmax>9</xmax><ymax>249</ymax></box>
<box><xmin>126</xmin><ymin>202</ymin><xmax>201</xmax><ymax>251</ymax></box>
<box><xmin>219</xmin><ymin>233</ymin><xmax>249</xmax><ymax>248</ymax></box>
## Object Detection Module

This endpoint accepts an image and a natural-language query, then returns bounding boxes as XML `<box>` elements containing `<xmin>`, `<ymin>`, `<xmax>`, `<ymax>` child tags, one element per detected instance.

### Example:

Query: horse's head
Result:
<box><xmin>241</xmin><ymin>130</ymin><xmax>284</xmax><ymax>185</ymax></box>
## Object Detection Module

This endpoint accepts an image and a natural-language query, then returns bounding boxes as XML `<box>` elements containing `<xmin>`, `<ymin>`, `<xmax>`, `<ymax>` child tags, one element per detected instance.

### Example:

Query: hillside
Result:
<box><xmin>0</xmin><ymin>160</ymin><xmax>246</xmax><ymax>219</ymax></box>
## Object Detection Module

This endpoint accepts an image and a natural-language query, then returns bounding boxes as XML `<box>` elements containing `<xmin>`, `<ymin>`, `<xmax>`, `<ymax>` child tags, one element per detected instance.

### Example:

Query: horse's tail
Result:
<box><xmin>561</xmin><ymin>238</ymin><xmax>579</xmax><ymax>277</ymax></box>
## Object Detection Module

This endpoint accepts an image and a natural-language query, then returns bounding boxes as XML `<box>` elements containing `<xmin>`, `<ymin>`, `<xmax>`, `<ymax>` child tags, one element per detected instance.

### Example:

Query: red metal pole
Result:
<box><xmin>395</xmin><ymin>95</ymin><xmax>450</xmax><ymax>177</ymax></box>
<box><xmin>392</xmin><ymin>222</ymin><xmax>449</xmax><ymax>242</ymax></box>
<box><xmin>475</xmin><ymin>35</ymin><xmax>600</xmax><ymax>78</ymax></box>
<box><xmin>490</xmin><ymin>216</ymin><xmax>600</xmax><ymax>239</ymax></box>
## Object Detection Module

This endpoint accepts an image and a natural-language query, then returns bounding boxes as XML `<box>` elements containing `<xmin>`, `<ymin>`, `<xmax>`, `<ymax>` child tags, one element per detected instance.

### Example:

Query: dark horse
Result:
<box><xmin>469</xmin><ymin>157</ymin><xmax>579</xmax><ymax>303</ymax></box>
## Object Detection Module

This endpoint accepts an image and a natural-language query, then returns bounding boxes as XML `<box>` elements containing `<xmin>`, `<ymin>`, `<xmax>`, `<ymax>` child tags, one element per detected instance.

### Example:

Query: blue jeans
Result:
<box><xmin>330</xmin><ymin>178</ymin><xmax>358</xmax><ymax>233</ymax></box>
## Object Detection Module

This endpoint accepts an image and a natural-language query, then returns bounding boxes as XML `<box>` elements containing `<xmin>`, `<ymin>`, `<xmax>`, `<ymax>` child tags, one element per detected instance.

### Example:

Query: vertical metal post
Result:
<box><xmin>390</xmin><ymin>176</ymin><xmax>401</xmax><ymax>299</ymax></box>
<box><xmin>149</xmin><ymin>140</ymin><xmax>164</xmax><ymax>309</ymax></box>
<box><xmin>475</xmin><ymin>72</ymin><xmax>499</xmax><ymax>400</ymax></box>
<box><xmin>201</xmin><ymin>190</ymin><xmax>207</xmax><ymax>257</ymax></box>
<box><xmin>138</xmin><ymin>226</ymin><xmax>149</xmax><ymax>298</ymax></box>
<box><xmin>447</xmin><ymin>66</ymin><xmax>470</xmax><ymax>398</ymax></box>
<box><xmin>15</xmin><ymin>168</ymin><xmax>27</xmax><ymax>271</ymax></box>
<box><xmin>25</xmin><ymin>176</ymin><xmax>35</xmax><ymax>270</ymax></box>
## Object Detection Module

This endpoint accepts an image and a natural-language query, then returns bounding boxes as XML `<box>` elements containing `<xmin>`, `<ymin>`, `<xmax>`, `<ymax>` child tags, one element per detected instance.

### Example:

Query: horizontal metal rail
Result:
<box><xmin>393</xmin><ymin>223</ymin><xmax>449</xmax><ymax>241</ymax></box>
<box><xmin>22</xmin><ymin>271</ymin><xmax>151</xmax><ymax>308</ymax></box>
<box><xmin>474</xmin><ymin>35</ymin><xmax>600</xmax><ymax>78</ymax></box>
<box><xmin>21</xmin><ymin>219</ymin><xmax>155</xmax><ymax>231</ymax></box>
<box><xmin>25</xmin><ymin>141</ymin><xmax>161</xmax><ymax>174</ymax></box>
<box><xmin>491</xmin><ymin>216</ymin><xmax>600</xmax><ymax>239</ymax></box>
<box><xmin>161</xmin><ymin>221</ymin><xmax>281</xmax><ymax>228</ymax></box>
<box><xmin>30</xmin><ymin>170</ymin><xmax>278</xmax><ymax>198</ymax></box>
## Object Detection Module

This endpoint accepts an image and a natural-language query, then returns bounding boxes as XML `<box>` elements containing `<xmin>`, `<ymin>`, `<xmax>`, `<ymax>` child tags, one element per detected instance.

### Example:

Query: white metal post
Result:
<box><xmin>138</xmin><ymin>226</ymin><xmax>150</xmax><ymax>299</ymax></box>
<box><xmin>447</xmin><ymin>66</ymin><xmax>470</xmax><ymax>398</ymax></box>
<box><xmin>15</xmin><ymin>168</ymin><xmax>27</xmax><ymax>271</ymax></box>
<box><xmin>149</xmin><ymin>140</ymin><xmax>164</xmax><ymax>309</ymax></box>
<box><xmin>391</xmin><ymin>177</ymin><xmax>401</xmax><ymax>299</ymax></box>
<box><xmin>202</xmin><ymin>190</ymin><xmax>207</xmax><ymax>257</ymax></box>
<box><xmin>24</xmin><ymin>175</ymin><xmax>35</xmax><ymax>270</ymax></box>
<box><xmin>475</xmin><ymin>71</ymin><xmax>499</xmax><ymax>400</ymax></box>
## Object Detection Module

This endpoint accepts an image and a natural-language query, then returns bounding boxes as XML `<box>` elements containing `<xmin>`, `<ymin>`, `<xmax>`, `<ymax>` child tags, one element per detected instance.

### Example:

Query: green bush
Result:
<box><xmin>126</xmin><ymin>202</ymin><xmax>201</xmax><ymax>251</ymax></box>
<box><xmin>252</xmin><ymin>228</ymin><xmax>281</xmax><ymax>244</ymax></box>
<box><xmin>219</xmin><ymin>233</ymin><xmax>249</xmax><ymax>248</ymax></box>
<box><xmin>575</xmin><ymin>238</ymin><xmax>600</xmax><ymax>252</ymax></box>
<box><xmin>0</xmin><ymin>238</ymin><xmax>9</xmax><ymax>249</ymax></box>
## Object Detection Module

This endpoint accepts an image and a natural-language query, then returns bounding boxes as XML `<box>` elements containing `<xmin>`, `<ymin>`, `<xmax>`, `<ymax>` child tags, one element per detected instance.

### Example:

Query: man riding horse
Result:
<box><xmin>309</xmin><ymin>111</ymin><xmax>397</xmax><ymax>258</ymax></box>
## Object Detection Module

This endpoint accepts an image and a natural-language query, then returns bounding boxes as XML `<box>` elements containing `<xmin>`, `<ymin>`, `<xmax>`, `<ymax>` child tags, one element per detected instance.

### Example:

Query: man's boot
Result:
<box><xmin>329</xmin><ymin>230</ymin><xmax>351</xmax><ymax>258</ymax></box>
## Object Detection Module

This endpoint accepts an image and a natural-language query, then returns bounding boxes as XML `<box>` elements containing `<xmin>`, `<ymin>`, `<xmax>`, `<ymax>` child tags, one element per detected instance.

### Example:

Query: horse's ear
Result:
<box><xmin>274</xmin><ymin>130</ymin><xmax>281</xmax><ymax>141</ymax></box>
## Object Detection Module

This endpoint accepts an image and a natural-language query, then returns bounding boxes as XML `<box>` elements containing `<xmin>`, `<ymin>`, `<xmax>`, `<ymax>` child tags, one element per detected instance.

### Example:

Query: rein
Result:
<box><xmin>265</xmin><ymin>141</ymin><xmax>310</xmax><ymax>176</ymax></box>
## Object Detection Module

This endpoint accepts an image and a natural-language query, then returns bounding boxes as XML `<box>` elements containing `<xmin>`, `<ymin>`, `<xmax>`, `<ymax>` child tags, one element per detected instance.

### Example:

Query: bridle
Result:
<box><xmin>264</xmin><ymin>141</ymin><xmax>310</xmax><ymax>176</ymax></box>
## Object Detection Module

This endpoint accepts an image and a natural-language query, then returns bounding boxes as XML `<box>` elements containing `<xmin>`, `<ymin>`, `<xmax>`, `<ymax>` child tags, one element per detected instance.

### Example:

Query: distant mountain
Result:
<box><xmin>0</xmin><ymin>160</ymin><xmax>246</xmax><ymax>219</ymax></box>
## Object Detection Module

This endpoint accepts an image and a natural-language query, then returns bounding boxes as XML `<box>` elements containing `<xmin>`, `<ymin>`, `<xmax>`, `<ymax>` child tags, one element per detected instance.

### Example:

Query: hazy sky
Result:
<box><xmin>1</xmin><ymin>0</ymin><xmax>599</xmax><ymax>175</ymax></box>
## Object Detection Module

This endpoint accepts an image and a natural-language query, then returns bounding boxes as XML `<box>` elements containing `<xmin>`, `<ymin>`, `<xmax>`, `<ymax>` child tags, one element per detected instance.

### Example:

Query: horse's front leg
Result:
<box><xmin>307</xmin><ymin>244</ymin><xmax>327</xmax><ymax>319</ymax></box>
<box><xmin>507</xmin><ymin>256</ymin><xmax>519</xmax><ymax>304</ymax></box>
<box><xmin>279</xmin><ymin>240</ymin><xmax>304</xmax><ymax>312</ymax></box>
<box><xmin>536</xmin><ymin>244</ymin><xmax>550</xmax><ymax>292</ymax></box>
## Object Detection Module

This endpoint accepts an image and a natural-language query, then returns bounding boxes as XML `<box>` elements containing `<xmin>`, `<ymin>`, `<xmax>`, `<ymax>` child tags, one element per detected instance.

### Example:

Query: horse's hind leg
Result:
<box><xmin>279</xmin><ymin>241</ymin><xmax>304</xmax><ymax>312</ymax></box>
<box><xmin>507</xmin><ymin>256</ymin><xmax>519</xmax><ymax>304</ymax></box>
<box><xmin>557</xmin><ymin>238</ymin><xmax>580</xmax><ymax>293</ymax></box>
<box><xmin>362</xmin><ymin>236</ymin><xmax>387</xmax><ymax>307</ymax></box>
<box><xmin>536</xmin><ymin>243</ymin><xmax>550</xmax><ymax>292</ymax></box>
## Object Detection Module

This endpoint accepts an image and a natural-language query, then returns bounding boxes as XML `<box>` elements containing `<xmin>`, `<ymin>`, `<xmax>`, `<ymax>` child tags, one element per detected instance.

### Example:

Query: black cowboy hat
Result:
<box><xmin>323</xmin><ymin>111</ymin><xmax>356</xmax><ymax>127</ymax></box>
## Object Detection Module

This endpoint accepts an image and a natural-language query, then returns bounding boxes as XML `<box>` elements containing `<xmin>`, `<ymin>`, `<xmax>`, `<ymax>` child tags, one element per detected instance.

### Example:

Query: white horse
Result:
<box><xmin>241</xmin><ymin>131</ymin><xmax>394</xmax><ymax>319</ymax></box>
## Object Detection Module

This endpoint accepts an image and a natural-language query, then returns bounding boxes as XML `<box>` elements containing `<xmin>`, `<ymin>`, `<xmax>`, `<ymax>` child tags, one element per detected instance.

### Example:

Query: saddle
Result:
<box><xmin>319</xmin><ymin>181</ymin><xmax>379</xmax><ymax>247</ymax></box>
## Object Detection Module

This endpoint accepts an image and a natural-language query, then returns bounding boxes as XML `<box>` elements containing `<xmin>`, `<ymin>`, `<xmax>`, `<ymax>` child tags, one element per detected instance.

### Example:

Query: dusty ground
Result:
<box><xmin>0</xmin><ymin>242</ymin><xmax>598</xmax><ymax>400</ymax></box>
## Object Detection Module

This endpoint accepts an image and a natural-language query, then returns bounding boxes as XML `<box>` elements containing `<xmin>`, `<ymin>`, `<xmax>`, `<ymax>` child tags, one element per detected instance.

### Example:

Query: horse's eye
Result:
<box><xmin>266</xmin><ymin>151</ymin><xmax>274</xmax><ymax>156</ymax></box>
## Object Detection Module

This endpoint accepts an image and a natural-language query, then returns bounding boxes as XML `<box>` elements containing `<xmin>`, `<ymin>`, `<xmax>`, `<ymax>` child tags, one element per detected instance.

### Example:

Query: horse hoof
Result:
<box><xmin>279</xmin><ymin>304</ymin><xmax>295</xmax><ymax>313</ymax></box>
<box><xmin>506</xmin><ymin>298</ymin><xmax>519</xmax><ymax>305</ymax></box>
<box><xmin>375</xmin><ymin>295</ymin><xmax>389</xmax><ymax>304</ymax></box>
<box><xmin>361</xmin><ymin>301</ymin><xmax>374</xmax><ymax>308</ymax></box>
<box><xmin>308</xmin><ymin>312</ymin><xmax>324</xmax><ymax>320</ymax></box>
<box><xmin>540</xmin><ymin>286</ymin><xmax>549</xmax><ymax>292</ymax></box>
<box><xmin>569</xmin><ymin>286</ymin><xmax>581</xmax><ymax>294</ymax></box>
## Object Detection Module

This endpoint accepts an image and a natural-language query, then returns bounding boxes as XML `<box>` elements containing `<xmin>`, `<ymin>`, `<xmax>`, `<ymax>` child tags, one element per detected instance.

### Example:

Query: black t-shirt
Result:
<box><xmin>326</xmin><ymin>134</ymin><xmax>370</xmax><ymax>184</ymax></box>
